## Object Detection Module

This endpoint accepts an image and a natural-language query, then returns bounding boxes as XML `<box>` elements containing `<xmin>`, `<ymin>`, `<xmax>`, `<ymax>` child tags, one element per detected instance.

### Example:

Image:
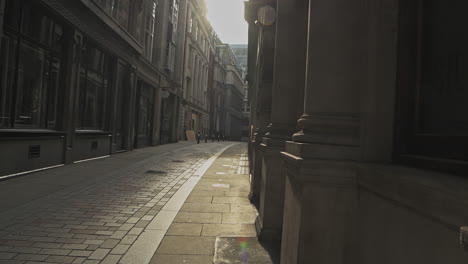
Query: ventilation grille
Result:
<box><xmin>28</xmin><ymin>145</ymin><xmax>41</xmax><ymax>159</ymax></box>
<box><xmin>91</xmin><ymin>141</ymin><xmax>98</xmax><ymax>150</ymax></box>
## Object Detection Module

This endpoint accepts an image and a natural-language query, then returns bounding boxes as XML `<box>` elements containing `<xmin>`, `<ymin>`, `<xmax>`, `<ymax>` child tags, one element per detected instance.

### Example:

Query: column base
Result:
<box><xmin>249</xmin><ymin>133</ymin><xmax>265</xmax><ymax>208</ymax></box>
<box><xmin>280</xmin><ymin>141</ymin><xmax>359</xmax><ymax>264</ymax></box>
<box><xmin>255</xmin><ymin>137</ymin><xmax>287</xmax><ymax>245</ymax></box>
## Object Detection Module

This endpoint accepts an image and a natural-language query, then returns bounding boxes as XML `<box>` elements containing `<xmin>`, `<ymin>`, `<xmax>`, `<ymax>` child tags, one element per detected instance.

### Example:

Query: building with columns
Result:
<box><xmin>246</xmin><ymin>0</ymin><xmax>468</xmax><ymax>263</ymax></box>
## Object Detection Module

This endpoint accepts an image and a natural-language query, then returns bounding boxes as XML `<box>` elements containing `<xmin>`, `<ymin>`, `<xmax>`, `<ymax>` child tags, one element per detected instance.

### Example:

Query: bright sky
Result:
<box><xmin>206</xmin><ymin>0</ymin><xmax>248</xmax><ymax>44</ymax></box>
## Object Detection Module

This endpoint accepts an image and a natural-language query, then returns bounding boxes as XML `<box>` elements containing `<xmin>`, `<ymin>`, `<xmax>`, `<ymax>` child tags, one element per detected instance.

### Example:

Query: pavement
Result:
<box><xmin>0</xmin><ymin>141</ymin><xmax>277</xmax><ymax>264</ymax></box>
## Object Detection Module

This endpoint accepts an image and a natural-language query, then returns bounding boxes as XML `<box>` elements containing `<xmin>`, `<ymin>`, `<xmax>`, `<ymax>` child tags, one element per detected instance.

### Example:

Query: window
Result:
<box><xmin>95</xmin><ymin>0</ymin><xmax>130</xmax><ymax>30</ymax></box>
<box><xmin>165</xmin><ymin>43</ymin><xmax>176</xmax><ymax>71</ymax></box>
<box><xmin>0</xmin><ymin>1</ymin><xmax>64</xmax><ymax>129</ymax></box>
<box><xmin>143</xmin><ymin>0</ymin><xmax>157</xmax><ymax>60</ymax></box>
<box><xmin>168</xmin><ymin>0</ymin><xmax>179</xmax><ymax>44</ymax></box>
<box><xmin>395</xmin><ymin>0</ymin><xmax>468</xmax><ymax>173</ymax></box>
<box><xmin>188</xmin><ymin>12</ymin><xmax>193</xmax><ymax>33</ymax></box>
<box><xmin>137</xmin><ymin>84</ymin><xmax>154</xmax><ymax>137</ymax></box>
<box><xmin>77</xmin><ymin>41</ymin><xmax>112</xmax><ymax>130</ymax></box>
<box><xmin>188</xmin><ymin>47</ymin><xmax>192</xmax><ymax>68</ymax></box>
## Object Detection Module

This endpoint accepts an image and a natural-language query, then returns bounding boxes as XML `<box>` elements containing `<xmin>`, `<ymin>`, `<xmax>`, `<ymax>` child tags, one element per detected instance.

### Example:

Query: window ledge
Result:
<box><xmin>75</xmin><ymin>130</ymin><xmax>111</xmax><ymax>136</ymax></box>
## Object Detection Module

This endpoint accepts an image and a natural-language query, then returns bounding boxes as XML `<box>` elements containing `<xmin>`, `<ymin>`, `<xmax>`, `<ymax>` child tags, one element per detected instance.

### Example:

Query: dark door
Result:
<box><xmin>134</xmin><ymin>82</ymin><xmax>154</xmax><ymax>148</ymax></box>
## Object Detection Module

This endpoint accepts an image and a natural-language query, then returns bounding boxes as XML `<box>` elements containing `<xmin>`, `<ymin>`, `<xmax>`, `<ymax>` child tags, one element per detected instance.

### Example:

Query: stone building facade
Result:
<box><xmin>231</xmin><ymin>44</ymin><xmax>250</xmax><ymax>142</ymax></box>
<box><xmin>178</xmin><ymin>0</ymin><xmax>213</xmax><ymax>138</ymax></box>
<box><xmin>216</xmin><ymin>44</ymin><xmax>244</xmax><ymax>141</ymax></box>
<box><xmin>246</xmin><ymin>0</ymin><xmax>468</xmax><ymax>263</ymax></box>
<box><xmin>0</xmin><ymin>0</ymin><xmax>185</xmax><ymax>177</ymax></box>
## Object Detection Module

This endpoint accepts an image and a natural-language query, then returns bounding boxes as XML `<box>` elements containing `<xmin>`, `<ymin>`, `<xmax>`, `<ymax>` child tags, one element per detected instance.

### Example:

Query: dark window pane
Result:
<box><xmin>115</xmin><ymin>0</ymin><xmax>130</xmax><ymax>29</ymax></box>
<box><xmin>46</xmin><ymin>57</ymin><xmax>60</xmax><ymax>128</ymax></box>
<box><xmin>77</xmin><ymin>43</ymin><xmax>110</xmax><ymax>130</ymax></box>
<box><xmin>0</xmin><ymin>1</ymin><xmax>64</xmax><ymax>129</ymax></box>
<box><xmin>138</xmin><ymin>86</ymin><xmax>153</xmax><ymax>136</ymax></box>
<box><xmin>14</xmin><ymin>40</ymin><xmax>48</xmax><ymax>128</ymax></box>
<box><xmin>4</xmin><ymin>0</ymin><xmax>22</xmax><ymax>30</ymax></box>
<box><xmin>418</xmin><ymin>0</ymin><xmax>468</xmax><ymax>135</ymax></box>
<box><xmin>0</xmin><ymin>36</ymin><xmax>17</xmax><ymax>127</ymax></box>
<box><xmin>21</xmin><ymin>4</ymin><xmax>55</xmax><ymax>48</ymax></box>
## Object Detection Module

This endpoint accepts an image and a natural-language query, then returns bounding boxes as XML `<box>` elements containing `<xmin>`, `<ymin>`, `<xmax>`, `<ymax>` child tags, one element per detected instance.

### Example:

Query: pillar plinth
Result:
<box><xmin>280</xmin><ymin>142</ymin><xmax>358</xmax><ymax>264</ymax></box>
<box><xmin>256</xmin><ymin>0</ymin><xmax>308</xmax><ymax>244</ymax></box>
<box><xmin>279</xmin><ymin>0</ymin><xmax>363</xmax><ymax>262</ymax></box>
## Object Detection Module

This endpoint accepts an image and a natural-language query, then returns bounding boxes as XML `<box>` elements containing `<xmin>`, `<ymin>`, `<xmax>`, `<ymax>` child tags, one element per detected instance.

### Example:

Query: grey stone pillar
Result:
<box><xmin>246</xmin><ymin>11</ymin><xmax>259</xmax><ymax>178</ymax></box>
<box><xmin>256</xmin><ymin>0</ymin><xmax>308</xmax><ymax>243</ymax></box>
<box><xmin>152</xmin><ymin>87</ymin><xmax>162</xmax><ymax>145</ymax></box>
<box><xmin>250</xmin><ymin>24</ymin><xmax>275</xmax><ymax>208</ymax></box>
<box><xmin>280</xmin><ymin>0</ymin><xmax>363</xmax><ymax>263</ymax></box>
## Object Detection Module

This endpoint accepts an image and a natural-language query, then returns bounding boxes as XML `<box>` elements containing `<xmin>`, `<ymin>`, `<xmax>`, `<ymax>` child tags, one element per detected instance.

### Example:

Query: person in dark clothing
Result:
<box><xmin>212</xmin><ymin>133</ymin><xmax>215</xmax><ymax>142</ymax></box>
<box><xmin>205</xmin><ymin>132</ymin><xmax>208</xmax><ymax>143</ymax></box>
<box><xmin>197</xmin><ymin>131</ymin><xmax>201</xmax><ymax>144</ymax></box>
<box><xmin>217</xmin><ymin>133</ymin><xmax>220</xmax><ymax>142</ymax></box>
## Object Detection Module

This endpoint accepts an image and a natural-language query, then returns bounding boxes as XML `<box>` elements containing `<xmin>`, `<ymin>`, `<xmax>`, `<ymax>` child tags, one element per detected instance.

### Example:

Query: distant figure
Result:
<box><xmin>222</xmin><ymin>135</ymin><xmax>225</xmax><ymax>142</ymax></box>
<box><xmin>212</xmin><ymin>133</ymin><xmax>215</xmax><ymax>142</ymax></box>
<box><xmin>197</xmin><ymin>131</ymin><xmax>201</xmax><ymax>144</ymax></box>
<box><xmin>217</xmin><ymin>133</ymin><xmax>220</xmax><ymax>142</ymax></box>
<box><xmin>205</xmin><ymin>132</ymin><xmax>208</xmax><ymax>143</ymax></box>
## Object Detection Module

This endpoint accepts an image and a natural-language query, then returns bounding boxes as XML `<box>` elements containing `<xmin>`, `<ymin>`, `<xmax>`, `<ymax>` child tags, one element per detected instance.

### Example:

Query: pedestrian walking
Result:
<box><xmin>205</xmin><ymin>132</ymin><xmax>208</xmax><ymax>143</ymax></box>
<box><xmin>197</xmin><ymin>131</ymin><xmax>201</xmax><ymax>144</ymax></box>
<box><xmin>212</xmin><ymin>133</ymin><xmax>215</xmax><ymax>142</ymax></box>
<box><xmin>217</xmin><ymin>133</ymin><xmax>220</xmax><ymax>142</ymax></box>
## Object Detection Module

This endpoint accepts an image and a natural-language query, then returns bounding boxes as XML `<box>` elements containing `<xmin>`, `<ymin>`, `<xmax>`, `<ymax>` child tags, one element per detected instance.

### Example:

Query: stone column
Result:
<box><xmin>256</xmin><ymin>0</ymin><xmax>308</xmax><ymax>243</ymax></box>
<box><xmin>244</xmin><ymin>0</ymin><xmax>276</xmax><ymax>207</ymax></box>
<box><xmin>245</xmin><ymin>7</ymin><xmax>259</xmax><ymax>178</ymax></box>
<box><xmin>152</xmin><ymin>87</ymin><xmax>162</xmax><ymax>145</ymax></box>
<box><xmin>250</xmin><ymin>24</ymin><xmax>275</xmax><ymax>207</ymax></box>
<box><xmin>280</xmin><ymin>0</ymin><xmax>363</xmax><ymax>263</ymax></box>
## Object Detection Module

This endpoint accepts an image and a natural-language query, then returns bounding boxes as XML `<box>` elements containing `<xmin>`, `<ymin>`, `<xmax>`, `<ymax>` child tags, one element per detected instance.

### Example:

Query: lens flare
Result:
<box><xmin>239</xmin><ymin>237</ymin><xmax>249</xmax><ymax>263</ymax></box>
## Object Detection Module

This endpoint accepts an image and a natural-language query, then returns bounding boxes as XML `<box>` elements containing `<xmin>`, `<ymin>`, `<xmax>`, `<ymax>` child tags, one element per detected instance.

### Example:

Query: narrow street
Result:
<box><xmin>0</xmin><ymin>142</ymin><xmax>275</xmax><ymax>264</ymax></box>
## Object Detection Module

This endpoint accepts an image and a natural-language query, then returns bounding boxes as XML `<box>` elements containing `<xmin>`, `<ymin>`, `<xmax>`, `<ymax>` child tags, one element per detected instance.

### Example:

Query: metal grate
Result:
<box><xmin>91</xmin><ymin>141</ymin><xmax>98</xmax><ymax>150</ymax></box>
<box><xmin>28</xmin><ymin>145</ymin><xmax>41</xmax><ymax>159</ymax></box>
<box><xmin>145</xmin><ymin>170</ymin><xmax>167</xmax><ymax>175</ymax></box>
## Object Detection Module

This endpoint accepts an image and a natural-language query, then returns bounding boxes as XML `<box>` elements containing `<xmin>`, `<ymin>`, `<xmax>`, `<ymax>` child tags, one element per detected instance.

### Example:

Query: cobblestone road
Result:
<box><xmin>0</xmin><ymin>142</ymin><xmax>238</xmax><ymax>264</ymax></box>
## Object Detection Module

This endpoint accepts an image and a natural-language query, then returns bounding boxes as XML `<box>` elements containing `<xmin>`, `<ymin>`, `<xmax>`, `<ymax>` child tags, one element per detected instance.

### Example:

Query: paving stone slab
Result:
<box><xmin>180</xmin><ymin>203</ymin><xmax>230</xmax><ymax>213</ymax></box>
<box><xmin>222</xmin><ymin>212</ymin><xmax>257</xmax><ymax>224</ymax></box>
<box><xmin>156</xmin><ymin>236</ymin><xmax>216</xmax><ymax>255</ymax></box>
<box><xmin>166</xmin><ymin>223</ymin><xmax>202</xmax><ymax>236</ymax></box>
<box><xmin>212</xmin><ymin>197</ymin><xmax>251</xmax><ymax>205</ymax></box>
<box><xmin>149</xmin><ymin>254</ymin><xmax>213</xmax><ymax>264</ymax></box>
<box><xmin>174</xmin><ymin>212</ymin><xmax>222</xmax><ymax>224</ymax></box>
<box><xmin>201</xmin><ymin>224</ymin><xmax>257</xmax><ymax>237</ymax></box>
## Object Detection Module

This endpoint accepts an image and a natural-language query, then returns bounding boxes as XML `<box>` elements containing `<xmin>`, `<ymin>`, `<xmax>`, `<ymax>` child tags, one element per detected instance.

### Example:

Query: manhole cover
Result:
<box><xmin>145</xmin><ymin>170</ymin><xmax>167</xmax><ymax>174</ymax></box>
<box><xmin>171</xmin><ymin>160</ymin><xmax>184</xmax><ymax>163</ymax></box>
